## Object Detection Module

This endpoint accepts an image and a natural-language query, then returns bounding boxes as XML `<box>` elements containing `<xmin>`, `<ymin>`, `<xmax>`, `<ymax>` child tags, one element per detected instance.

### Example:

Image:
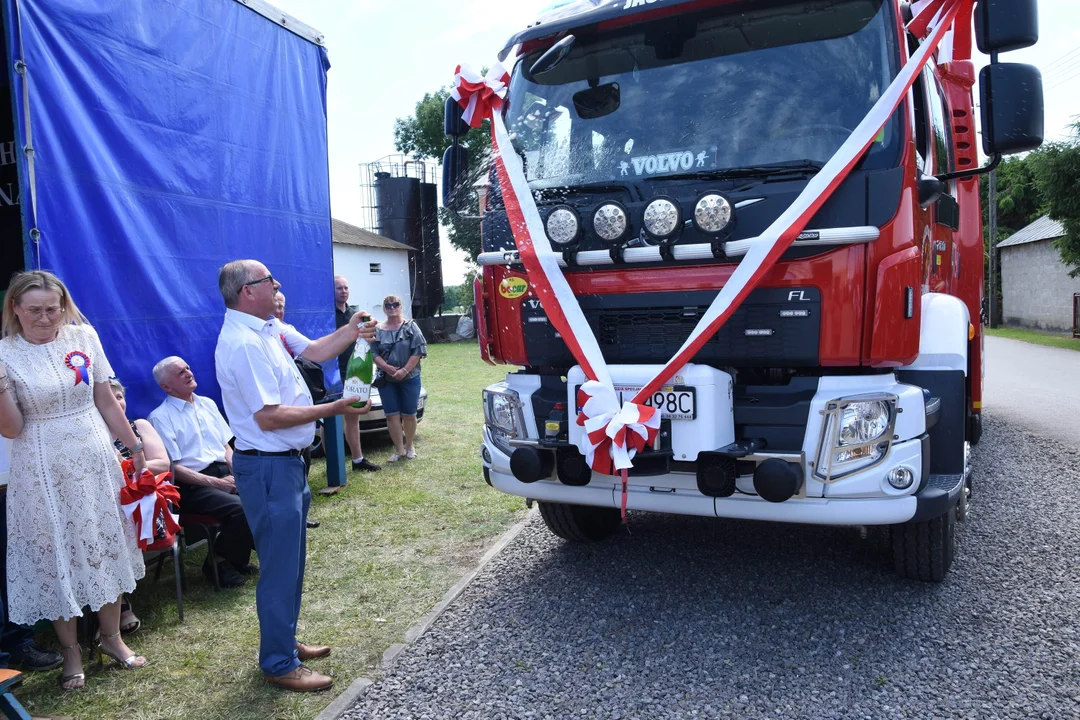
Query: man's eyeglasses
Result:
<box><xmin>384</xmin><ymin>301</ymin><xmax>401</xmax><ymax>309</ymax></box>
<box><xmin>240</xmin><ymin>275</ymin><xmax>275</xmax><ymax>293</ymax></box>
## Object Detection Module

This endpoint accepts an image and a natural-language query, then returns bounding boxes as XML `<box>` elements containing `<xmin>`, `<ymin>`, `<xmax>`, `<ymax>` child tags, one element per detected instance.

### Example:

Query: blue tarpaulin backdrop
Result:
<box><xmin>2</xmin><ymin>0</ymin><xmax>335</xmax><ymax>419</ymax></box>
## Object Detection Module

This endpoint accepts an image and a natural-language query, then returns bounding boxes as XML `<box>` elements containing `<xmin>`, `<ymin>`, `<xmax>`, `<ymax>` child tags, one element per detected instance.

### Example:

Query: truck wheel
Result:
<box><xmin>890</xmin><ymin>506</ymin><xmax>956</xmax><ymax>582</ymax></box>
<box><xmin>537</xmin><ymin>501</ymin><xmax>621</xmax><ymax>542</ymax></box>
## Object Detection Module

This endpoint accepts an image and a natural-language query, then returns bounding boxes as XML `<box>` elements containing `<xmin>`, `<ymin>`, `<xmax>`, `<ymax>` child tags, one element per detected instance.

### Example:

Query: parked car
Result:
<box><xmin>356</xmin><ymin>385</ymin><xmax>428</xmax><ymax>435</ymax></box>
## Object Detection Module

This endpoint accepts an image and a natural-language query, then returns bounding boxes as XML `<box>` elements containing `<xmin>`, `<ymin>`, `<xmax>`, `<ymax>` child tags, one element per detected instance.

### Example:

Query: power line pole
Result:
<box><xmin>987</xmin><ymin>168</ymin><xmax>998</xmax><ymax>328</ymax></box>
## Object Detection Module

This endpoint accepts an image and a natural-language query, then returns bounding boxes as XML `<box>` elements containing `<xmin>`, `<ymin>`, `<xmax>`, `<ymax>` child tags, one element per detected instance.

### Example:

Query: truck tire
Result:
<box><xmin>890</xmin><ymin>506</ymin><xmax>956</xmax><ymax>582</ymax></box>
<box><xmin>538</xmin><ymin>501</ymin><xmax>621</xmax><ymax>542</ymax></box>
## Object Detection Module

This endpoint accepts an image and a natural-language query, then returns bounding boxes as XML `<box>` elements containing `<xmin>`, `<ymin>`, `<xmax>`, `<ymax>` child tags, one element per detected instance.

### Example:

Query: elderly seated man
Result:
<box><xmin>148</xmin><ymin>356</ymin><xmax>254</xmax><ymax>589</ymax></box>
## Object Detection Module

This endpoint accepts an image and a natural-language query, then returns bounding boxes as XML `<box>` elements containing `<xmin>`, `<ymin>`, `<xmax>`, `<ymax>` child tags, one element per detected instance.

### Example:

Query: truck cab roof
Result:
<box><xmin>500</xmin><ymin>0</ymin><xmax>703</xmax><ymax>60</ymax></box>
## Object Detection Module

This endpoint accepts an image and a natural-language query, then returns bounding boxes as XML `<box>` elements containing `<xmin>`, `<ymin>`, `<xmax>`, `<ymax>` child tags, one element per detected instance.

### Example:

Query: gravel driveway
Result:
<box><xmin>342</xmin><ymin>414</ymin><xmax>1080</xmax><ymax>720</ymax></box>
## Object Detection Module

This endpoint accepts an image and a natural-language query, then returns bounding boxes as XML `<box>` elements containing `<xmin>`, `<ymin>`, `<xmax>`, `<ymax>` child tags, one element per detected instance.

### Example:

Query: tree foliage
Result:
<box><xmin>394</xmin><ymin>88</ymin><xmax>494</xmax><ymax>263</ymax></box>
<box><xmin>1030</xmin><ymin>121</ymin><xmax>1080</xmax><ymax>277</ymax></box>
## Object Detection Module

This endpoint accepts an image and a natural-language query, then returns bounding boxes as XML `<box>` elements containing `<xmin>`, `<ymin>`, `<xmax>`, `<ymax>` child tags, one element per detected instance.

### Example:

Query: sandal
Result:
<box><xmin>58</xmin><ymin>643</ymin><xmax>85</xmax><ymax>691</ymax></box>
<box><xmin>96</xmin><ymin>631</ymin><xmax>148</xmax><ymax>670</ymax></box>
<box><xmin>405</xmin><ymin>449</ymin><xmax>417</xmax><ymax>460</ymax></box>
<box><xmin>387</xmin><ymin>453</ymin><xmax>403</xmax><ymax>463</ymax></box>
<box><xmin>119</xmin><ymin>596</ymin><xmax>141</xmax><ymax>634</ymax></box>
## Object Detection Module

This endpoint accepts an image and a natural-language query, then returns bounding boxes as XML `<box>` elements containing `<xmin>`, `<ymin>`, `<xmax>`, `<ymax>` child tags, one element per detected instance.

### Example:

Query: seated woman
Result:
<box><xmin>108</xmin><ymin>379</ymin><xmax>172</xmax><ymax>634</ymax></box>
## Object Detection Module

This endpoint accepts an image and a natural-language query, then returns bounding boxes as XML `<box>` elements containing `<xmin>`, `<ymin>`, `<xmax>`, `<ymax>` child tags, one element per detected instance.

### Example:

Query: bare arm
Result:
<box><xmin>254</xmin><ymin>397</ymin><xmax>370</xmax><ymax>432</ymax></box>
<box><xmin>93</xmin><ymin>382</ymin><xmax>147</xmax><ymax>474</ymax></box>
<box><xmin>224</xmin><ymin>442</ymin><xmax>234</xmax><ymax>471</ymax></box>
<box><xmin>388</xmin><ymin>355</ymin><xmax>423</xmax><ymax>382</ymax></box>
<box><xmin>0</xmin><ymin>363</ymin><xmax>23</xmax><ymax>439</ymax></box>
<box><xmin>133</xmin><ymin>419</ymin><xmax>171</xmax><ymax>475</ymax></box>
<box><xmin>301</xmin><ymin>314</ymin><xmax>377</xmax><ymax>363</ymax></box>
<box><xmin>171</xmin><ymin>462</ymin><xmax>236</xmax><ymax>494</ymax></box>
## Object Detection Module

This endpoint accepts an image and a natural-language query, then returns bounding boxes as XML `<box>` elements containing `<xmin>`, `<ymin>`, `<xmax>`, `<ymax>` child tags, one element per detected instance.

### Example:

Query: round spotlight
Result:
<box><xmin>643</xmin><ymin>197</ymin><xmax>681</xmax><ymax>240</ymax></box>
<box><xmin>886</xmin><ymin>467</ymin><xmax>914</xmax><ymax>490</ymax></box>
<box><xmin>545</xmin><ymin>206</ymin><xmax>580</xmax><ymax>247</ymax></box>
<box><xmin>593</xmin><ymin>202</ymin><xmax>629</xmax><ymax>244</ymax></box>
<box><xmin>694</xmin><ymin>194</ymin><xmax>733</xmax><ymax>234</ymax></box>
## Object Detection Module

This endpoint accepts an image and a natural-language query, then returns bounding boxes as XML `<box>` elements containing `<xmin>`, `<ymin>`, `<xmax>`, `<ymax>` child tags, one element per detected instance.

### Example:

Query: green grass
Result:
<box><xmin>985</xmin><ymin>327</ymin><xmax>1080</xmax><ymax>351</ymax></box>
<box><xmin>16</xmin><ymin>342</ymin><xmax>524</xmax><ymax>720</ymax></box>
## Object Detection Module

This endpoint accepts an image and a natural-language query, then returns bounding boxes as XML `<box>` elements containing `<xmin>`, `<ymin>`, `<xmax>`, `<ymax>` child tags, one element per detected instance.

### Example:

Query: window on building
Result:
<box><xmin>369</xmin><ymin>263</ymin><xmax>382</xmax><ymax>274</ymax></box>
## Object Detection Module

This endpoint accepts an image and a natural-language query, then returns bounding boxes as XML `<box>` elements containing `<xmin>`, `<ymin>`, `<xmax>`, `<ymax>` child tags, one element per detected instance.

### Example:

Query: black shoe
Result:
<box><xmin>306</xmin><ymin>520</ymin><xmax>320</xmax><ymax>529</ymax></box>
<box><xmin>204</xmin><ymin>560</ymin><xmax>246</xmax><ymax>588</ymax></box>
<box><xmin>8</xmin><ymin>642</ymin><xmax>62</xmax><ymax>672</ymax></box>
<box><xmin>233</xmin><ymin>562</ymin><xmax>260</xmax><ymax>576</ymax></box>
<box><xmin>351</xmin><ymin>458</ymin><xmax>380</xmax><ymax>472</ymax></box>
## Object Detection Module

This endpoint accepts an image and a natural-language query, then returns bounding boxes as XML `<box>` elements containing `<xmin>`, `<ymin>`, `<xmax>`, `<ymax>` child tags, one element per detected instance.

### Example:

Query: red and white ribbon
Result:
<box><xmin>451</xmin><ymin>63</ymin><xmax>510</xmax><ymax>129</ymax></box>
<box><xmin>468</xmin><ymin>0</ymin><xmax>969</xmax><ymax>477</ymax></box>
<box><xmin>119</xmin><ymin>458</ymin><xmax>180</xmax><ymax>549</ymax></box>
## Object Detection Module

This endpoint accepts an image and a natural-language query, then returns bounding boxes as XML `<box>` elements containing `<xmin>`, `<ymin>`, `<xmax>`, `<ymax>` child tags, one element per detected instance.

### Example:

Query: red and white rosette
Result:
<box><xmin>451</xmin><ymin>63</ymin><xmax>510</xmax><ymax>129</ymax></box>
<box><xmin>459</xmin><ymin>0</ymin><xmax>972</xmax><ymax>491</ymax></box>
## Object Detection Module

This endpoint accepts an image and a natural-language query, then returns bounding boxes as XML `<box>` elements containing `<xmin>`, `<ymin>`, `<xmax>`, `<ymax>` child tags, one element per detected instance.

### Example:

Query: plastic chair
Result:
<box><xmin>0</xmin><ymin>669</ymin><xmax>31</xmax><ymax>720</ymax></box>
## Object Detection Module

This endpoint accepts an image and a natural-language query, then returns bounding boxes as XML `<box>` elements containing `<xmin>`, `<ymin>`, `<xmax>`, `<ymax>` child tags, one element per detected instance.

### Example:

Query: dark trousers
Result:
<box><xmin>179</xmin><ymin>462</ymin><xmax>254</xmax><ymax>568</ymax></box>
<box><xmin>233</xmin><ymin>453</ymin><xmax>309</xmax><ymax>676</ymax></box>
<box><xmin>0</xmin><ymin>491</ymin><xmax>35</xmax><ymax>668</ymax></box>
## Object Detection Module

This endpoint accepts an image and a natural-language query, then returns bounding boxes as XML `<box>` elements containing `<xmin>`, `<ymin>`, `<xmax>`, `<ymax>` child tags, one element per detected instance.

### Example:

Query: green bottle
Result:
<box><xmin>344</xmin><ymin>315</ymin><xmax>374</xmax><ymax>408</ymax></box>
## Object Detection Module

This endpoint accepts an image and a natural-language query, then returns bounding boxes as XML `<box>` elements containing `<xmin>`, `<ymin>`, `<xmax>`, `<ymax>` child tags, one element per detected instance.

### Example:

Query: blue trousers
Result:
<box><xmin>233</xmin><ymin>454</ymin><xmax>310</xmax><ymax>677</ymax></box>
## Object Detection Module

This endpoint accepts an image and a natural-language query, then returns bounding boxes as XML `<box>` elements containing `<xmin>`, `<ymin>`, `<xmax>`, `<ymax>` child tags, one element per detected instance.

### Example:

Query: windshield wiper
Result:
<box><xmin>645</xmin><ymin>159</ymin><xmax>823</xmax><ymax>182</ymax></box>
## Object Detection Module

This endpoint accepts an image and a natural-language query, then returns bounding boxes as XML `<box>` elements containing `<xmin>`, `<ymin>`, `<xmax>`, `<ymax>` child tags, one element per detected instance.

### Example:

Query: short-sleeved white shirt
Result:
<box><xmin>214</xmin><ymin>309</ymin><xmax>314</xmax><ymax>452</ymax></box>
<box><xmin>148</xmin><ymin>393</ymin><xmax>233</xmax><ymax>471</ymax></box>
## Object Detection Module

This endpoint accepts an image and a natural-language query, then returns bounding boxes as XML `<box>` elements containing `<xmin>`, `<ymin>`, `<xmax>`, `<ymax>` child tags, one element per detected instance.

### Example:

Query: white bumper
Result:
<box><xmin>482</xmin><ymin>369</ymin><xmax>929</xmax><ymax>526</ymax></box>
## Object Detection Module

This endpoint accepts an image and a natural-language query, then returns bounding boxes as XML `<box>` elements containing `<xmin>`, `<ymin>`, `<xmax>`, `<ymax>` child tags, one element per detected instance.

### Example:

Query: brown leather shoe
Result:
<box><xmin>264</xmin><ymin>665</ymin><xmax>333</xmax><ymax>692</ymax></box>
<box><xmin>296</xmin><ymin>641</ymin><xmax>331</xmax><ymax>660</ymax></box>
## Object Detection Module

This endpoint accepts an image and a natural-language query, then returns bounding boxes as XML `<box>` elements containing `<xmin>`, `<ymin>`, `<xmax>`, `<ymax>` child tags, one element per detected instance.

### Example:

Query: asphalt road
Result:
<box><xmin>984</xmin><ymin>335</ymin><xmax>1080</xmax><ymax>448</ymax></box>
<box><xmin>343</xmin><ymin>338</ymin><xmax>1080</xmax><ymax>720</ymax></box>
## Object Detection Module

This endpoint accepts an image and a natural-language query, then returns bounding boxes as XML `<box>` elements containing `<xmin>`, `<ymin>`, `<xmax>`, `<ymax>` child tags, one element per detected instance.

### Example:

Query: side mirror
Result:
<box><xmin>975</xmin><ymin>0</ymin><xmax>1038</xmax><ymax>54</ymax></box>
<box><xmin>979</xmin><ymin>63</ymin><xmax>1044</xmax><ymax>156</ymax></box>
<box><xmin>917</xmin><ymin>172</ymin><xmax>945</xmax><ymax>209</ymax></box>
<box><xmin>441</xmin><ymin>144</ymin><xmax>470</xmax><ymax>212</ymax></box>
<box><xmin>444</xmin><ymin>95</ymin><xmax>470</xmax><ymax>138</ymax></box>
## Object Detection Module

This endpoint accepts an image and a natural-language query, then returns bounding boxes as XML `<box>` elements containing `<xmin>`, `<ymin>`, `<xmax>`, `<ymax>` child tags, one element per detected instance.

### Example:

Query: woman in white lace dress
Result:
<box><xmin>0</xmin><ymin>271</ymin><xmax>149</xmax><ymax>690</ymax></box>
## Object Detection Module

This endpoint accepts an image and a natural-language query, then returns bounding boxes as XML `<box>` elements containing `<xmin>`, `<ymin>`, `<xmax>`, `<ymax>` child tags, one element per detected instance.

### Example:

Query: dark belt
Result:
<box><xmin>235</xmin><ymin>448</ymin><xmax>303</xmax><ymax>457</ymax></box>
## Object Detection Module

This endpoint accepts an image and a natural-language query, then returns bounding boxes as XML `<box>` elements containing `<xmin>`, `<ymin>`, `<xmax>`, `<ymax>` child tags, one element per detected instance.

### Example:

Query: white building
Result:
<box><xmin>332</xmin><ymin>218</ymin><xmax>415</xmax><ymax>318</ymax></box>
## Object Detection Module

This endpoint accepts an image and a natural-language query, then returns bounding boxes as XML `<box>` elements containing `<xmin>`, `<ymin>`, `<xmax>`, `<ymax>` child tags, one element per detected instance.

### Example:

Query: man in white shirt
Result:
<box><xmin>214</xmin><ymin>259</ymin><xmax>373</xmax><ymax>693</ymax></box>
<box><xmin>148</xmin><ymin>356</ymin><xmax>253</xmax><ymax>589</ymax></box>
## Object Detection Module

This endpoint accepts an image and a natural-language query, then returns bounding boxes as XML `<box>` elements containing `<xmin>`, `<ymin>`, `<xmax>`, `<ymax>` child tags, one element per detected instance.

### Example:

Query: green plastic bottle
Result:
<box><xmin>343</xmin><ymin>315</ymin><xmax>374</xmax><ymax>408</ymax></box>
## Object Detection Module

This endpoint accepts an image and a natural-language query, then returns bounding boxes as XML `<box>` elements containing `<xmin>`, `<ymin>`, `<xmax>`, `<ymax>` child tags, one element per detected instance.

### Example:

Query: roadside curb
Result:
<box><xmin>315</xmin><ymin>507</ymin><xmax>538</xmax><ymax>720</ymax></box>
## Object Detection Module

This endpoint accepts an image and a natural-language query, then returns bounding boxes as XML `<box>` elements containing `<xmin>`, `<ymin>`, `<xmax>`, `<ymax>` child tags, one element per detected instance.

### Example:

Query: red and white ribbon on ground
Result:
<box><xmin>458</xmin><ymin>0</ymin><xmax>970</xmax><ymax>481</ymax></box>
<box><xmin>119</xmin><ymin>458</ymin><xmax>180</xmax><ymax>549</ymax></box>
<box><xmin>452</xmin><ymin>64</ymin><xmax>510</xmax><ymax>129</ymax></box>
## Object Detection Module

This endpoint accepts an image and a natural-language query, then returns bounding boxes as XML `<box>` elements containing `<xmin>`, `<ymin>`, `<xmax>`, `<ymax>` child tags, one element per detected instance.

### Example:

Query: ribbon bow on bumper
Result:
<box><xmin>577</xmin><ymin>382</ymin><xmax>661</xmax><ymax>520</ymax></box>
<box><xmin>119</xmin><ymin>458</ymin><xmax>180</xmax><ymax>549</ymax></box>
<box><xmin>451</xmin><ymin>63</ymin><xmax>510</xmax><ymax>128</ymax></box>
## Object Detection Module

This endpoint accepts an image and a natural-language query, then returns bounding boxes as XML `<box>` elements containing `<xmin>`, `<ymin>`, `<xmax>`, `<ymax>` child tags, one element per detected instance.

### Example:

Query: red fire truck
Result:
<box><xmin>445</xmin><ymin>0</ymin><xmax>1044</xmax><ymax>581</ymax></box>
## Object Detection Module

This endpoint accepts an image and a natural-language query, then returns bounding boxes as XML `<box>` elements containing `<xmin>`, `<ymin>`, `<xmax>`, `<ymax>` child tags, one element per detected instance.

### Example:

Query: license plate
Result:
<box><xmin>612</xmin><ymin>385</ymin><xmax>696</xmax><ymax>420</ymax></box>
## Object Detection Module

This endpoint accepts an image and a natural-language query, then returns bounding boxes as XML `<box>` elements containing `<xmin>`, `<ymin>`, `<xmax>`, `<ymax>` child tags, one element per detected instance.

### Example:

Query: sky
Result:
<box><xmin>270</xmin><ymin>0</ymin><xmax>1080</xmax><ymax>286</ymax></box>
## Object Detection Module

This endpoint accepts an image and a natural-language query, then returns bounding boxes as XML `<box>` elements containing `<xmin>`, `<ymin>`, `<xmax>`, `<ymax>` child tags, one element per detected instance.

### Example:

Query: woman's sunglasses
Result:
<box><xmin>384</xmin><ymin>302</ymin><xmax>401</xmax><ymax>309</ymax></box>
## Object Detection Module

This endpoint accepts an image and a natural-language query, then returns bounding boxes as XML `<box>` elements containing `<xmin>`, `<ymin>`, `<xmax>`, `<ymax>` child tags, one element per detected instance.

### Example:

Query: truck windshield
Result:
<box><xmin>506</xmin><ymin>0</ymin><xmax>899</xmax><ymax>185</ymax></box>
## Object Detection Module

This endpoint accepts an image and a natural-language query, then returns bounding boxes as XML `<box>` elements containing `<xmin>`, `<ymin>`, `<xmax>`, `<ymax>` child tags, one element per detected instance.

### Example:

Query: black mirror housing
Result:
<box><xmin>979</xmin><ymin>63</ymin><xmax>1044</xmax><ymax>156</ymax></box>
<box><xmin>444</xmin><ymin>95</ymin><xmax>470</xmax><ymax>138</ymax></box>
<box><xmin>441</xmin><ymin>144</ymin><xmax>470</xmax><ymax>212</ymax></box>
<box><xmin>975</xmin><ymin>0</ymin><xmax>1038</xmax><ymax>54</ymax></box>
<box><xmin>573</xmin><ymin>82</ymin><xmax>621</xmax><ymax>120</ymax></box>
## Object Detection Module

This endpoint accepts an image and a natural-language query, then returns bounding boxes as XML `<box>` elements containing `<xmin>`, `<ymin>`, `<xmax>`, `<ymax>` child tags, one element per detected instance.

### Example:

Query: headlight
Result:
<box><xmin>483</xmin><ymin>385</ymin><xmax>525</xmax><ymax>455</ymax></box>
<box><xmin>593</xmin><ymin>202</ymin><xmax>629</xmax><ymax>243</ymax></box>
<box><xmin>814</xmin><ymin>395</ymin><xmax>897</xmax><ymax>481</ymax></box>
<box><xmin>545</xmin><ymin>205</ymin><xmax>580</xmax><ymax>247</ymax></box>
<box><xmin>643</xmin><ymin>197</ymin><xmax>681</xmax><ymax>239</ymax></box>
<box><xmin>693</xmin><ymin>194</ymin><xmax>733</xmax><ymax>234</ymax></box>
